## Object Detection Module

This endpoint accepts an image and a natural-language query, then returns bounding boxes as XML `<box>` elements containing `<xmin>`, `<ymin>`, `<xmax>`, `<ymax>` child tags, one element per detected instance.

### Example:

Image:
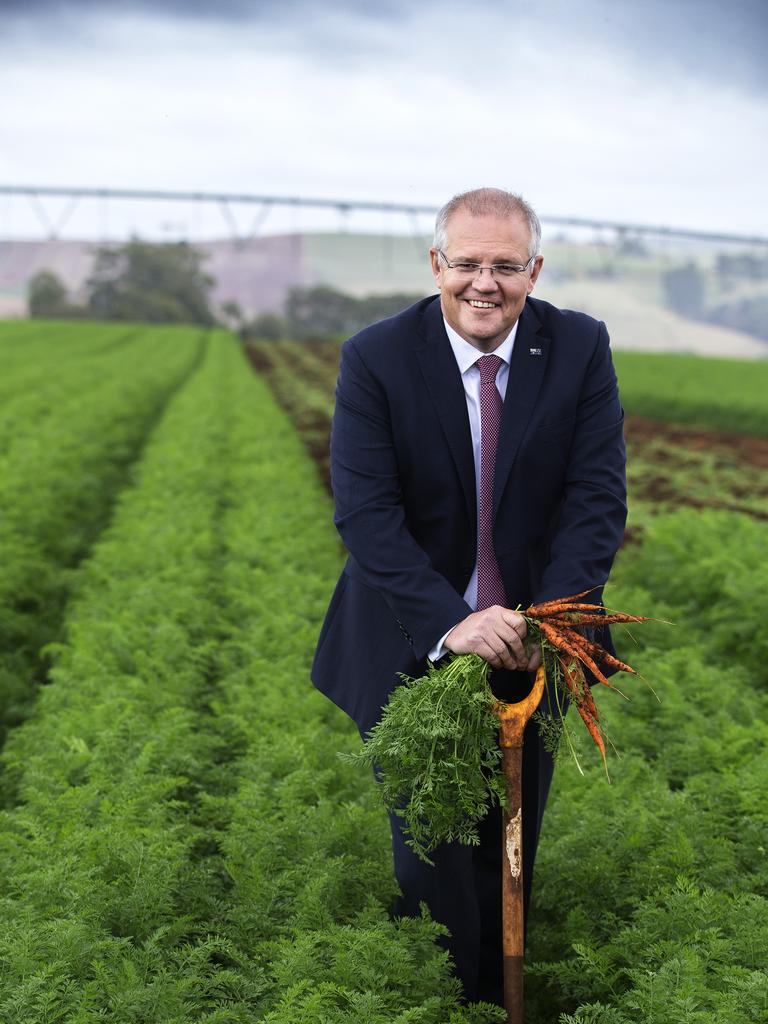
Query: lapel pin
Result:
<box><xmin>529</xmin><ymin>347</ymin><xmax>542</xmax><ymax>356</ymax></box>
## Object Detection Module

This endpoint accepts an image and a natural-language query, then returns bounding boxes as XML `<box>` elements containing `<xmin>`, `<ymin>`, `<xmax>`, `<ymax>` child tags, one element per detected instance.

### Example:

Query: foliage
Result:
<box><xmin>242</xmin><ymin>310</ymin><xmax>287</xmax><ymax>340</ymax></box>
<box><xmin>279</xmin><ymin>285</ymin><xmax>421</xmax><ymax>339</ymax></box>
<box><xmin>716</xmin><ymin>250</ymin><xmax>768</xmax><ymax>279</ymax></box>
<box><xmin>708</xmin><ymin>293</ymin><xmax>768</xmax><ymax>342</ymax></box>
<box><xmin>525</xmin><ymin>509</ymin><xmax>768</xmax><ymax>1022</ymax></box>
<box><xmin>345</xmin><ymin>655</ymin><xmax>504</xmax><ymax>862</ymax></box>
<box><xmin>613</xmin><ymin>350</ymin><xmax>768</xmax><ymax>436</ymax></box>
<box><xmin>27</xmin><ymin>268</ymin><xmax>84</xmax><ymax>318</ymax></box>
<box><xmin>2</xmin><ymin>323</ymin><xmax>767</xmax><ymax>1020</ymax></box>
<box><xmin>242</xmin><ymin>285</ymin><xmax>422</xmax><ymax>341</ymax></box>
<box><xmin>87</xmin><ymin>239</ymin><xmax>216</xmax><ymax>325</ymax></box>
<box><xmin>0</xmin><ymin>320</ymin><xmax>136</xmax><ymax>401</ymax></box>
<box><xmin>661</xmin><ymin>261</ymin><xmax>705</xmax><ymax>317</ymax></box>
<box><xmin>615</xmin><ymin>508</ymin><xmax>768</xmax><ymax>678</ymax></box>
<box><xmin>0</xmin><ymin>322</ymin><xmax>203</xmax><ymax>745</ymax></box>
<box><xmin>242</xmin><ymin>336</ymin><xmax>768</xmax><ymax>1018</ymax></box>
<box><xmin>0</xmin><ymin>329</ymin><xmax>499</xmax><ymax>1020</ymax></box>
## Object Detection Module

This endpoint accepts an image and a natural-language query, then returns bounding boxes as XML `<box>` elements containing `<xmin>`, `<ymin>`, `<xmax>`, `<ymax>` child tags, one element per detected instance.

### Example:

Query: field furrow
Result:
<box><xmin>1</xmin><ymin>320</ymin><xmax>765</xmax><ymax>1022</ymax></box>
<box><xmin>0</xmin><ymin>324</ymin><xmax>205</xmax><ymax>746</ymax></box>
<box><xmin>245</xmin><ymin>334</ymin><xmax>768</xmax><ymax>1022</ymax></box>
<box><xmin>0</xmin><ymin>333</ymin><xmax>491</xmax><ymax>1022</ymax></box>
<box><xmin>0</xmin><ymin>320</ymin><xmax>138</xmax><ymax>398</ymax></box>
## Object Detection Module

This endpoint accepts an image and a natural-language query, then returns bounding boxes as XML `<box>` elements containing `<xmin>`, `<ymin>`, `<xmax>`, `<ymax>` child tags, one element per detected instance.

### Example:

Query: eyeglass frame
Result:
<box><xmin>437</xmin><ymin>249</ymin><xmax>538</xmax><ymax>278</ymax></box>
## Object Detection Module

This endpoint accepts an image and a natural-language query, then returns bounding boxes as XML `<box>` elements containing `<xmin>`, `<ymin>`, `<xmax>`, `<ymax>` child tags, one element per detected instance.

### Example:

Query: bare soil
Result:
<box><xmin>625</xmin><ymin>415</ymin><xmax>768</xmax><ymax>470</ymax></box>
<box><xmin>247</xmin><ymin>348</ymin><xmax>768</xmax><ymax>529</ymax></box>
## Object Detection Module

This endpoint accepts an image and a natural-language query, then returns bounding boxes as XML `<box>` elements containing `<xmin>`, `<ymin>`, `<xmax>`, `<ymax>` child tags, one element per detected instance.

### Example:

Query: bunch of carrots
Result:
<box><xmin>521</xmin><ymin>589</ymin><xmax>650</xmax><ymax>769</ymax></box>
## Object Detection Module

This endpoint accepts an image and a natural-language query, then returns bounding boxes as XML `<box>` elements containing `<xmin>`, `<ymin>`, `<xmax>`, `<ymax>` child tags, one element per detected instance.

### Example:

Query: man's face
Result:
<box><xmin>430</xmin><ymin>209</ymin><xmax>543</xmax><ymax>352</ymax></box>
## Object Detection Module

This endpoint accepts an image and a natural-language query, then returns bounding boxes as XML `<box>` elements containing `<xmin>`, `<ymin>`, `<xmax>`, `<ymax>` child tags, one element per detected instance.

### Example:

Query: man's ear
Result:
<box><xmin>429</xmin><ymin>248</ymin><xmax>442</xmax><ymax>289</ymax></box>
<box><xmin>527</xmin><ymin>255</ymin><xmax>544</xmax><ymax>294</ymax></box>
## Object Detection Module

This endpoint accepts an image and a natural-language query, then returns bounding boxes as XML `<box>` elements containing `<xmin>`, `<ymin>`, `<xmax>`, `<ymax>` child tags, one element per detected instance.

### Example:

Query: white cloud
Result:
<box><xmin>1</xmin><ymin>7</ymin><xmax>765</xmax><ymax>240</ymax></box>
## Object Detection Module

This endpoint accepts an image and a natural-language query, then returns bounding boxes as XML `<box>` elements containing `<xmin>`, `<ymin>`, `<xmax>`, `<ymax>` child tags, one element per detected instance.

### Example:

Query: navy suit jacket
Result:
<box><xmin>311</xmin><ymin>294</ymin><xmax>627</xmax><ymax>735</ymax></box>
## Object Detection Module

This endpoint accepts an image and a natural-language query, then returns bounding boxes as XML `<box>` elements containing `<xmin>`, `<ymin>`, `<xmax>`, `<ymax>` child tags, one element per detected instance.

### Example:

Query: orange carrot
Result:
<box><xmin>534</xmin><ymin>602</ymin><xmax>609</xmax><ymax>616</ymax></box>
<box><xmin>525</xmin><ymin>589</ymin><xmax>598</xmax><ymax>615</ymax></box>
<box><xmin>542</xmin><ymin>623</ymin><xmax>607</xmax><ymax>662</ymax></box>
<box><xmin>547</xmin><ymin>612</ymin><xmax>650</xmax><ymax>627</ymax></box>
<box><xmin>575</xmin><ymin>699</ymin><xmax>607</xmax><ymax>764</ymax></box>
<box><xmin>557</xmin><ymin>626</ymin><xmax>638</xmax><ymax>676</ymax></box>
<box><xmin>581</xmin><ymin>681</ymin><xmax>600</xmax><ymax>722</ymax></box>
<box><xmin>592</xmin><ymin>650</ymin><xmax>638</xmax><ymax>675</ymax></box>
<box><xmin>539</xmin><ymin>622</ymin><xmax>624</xmax><ymax>695</ymax></box>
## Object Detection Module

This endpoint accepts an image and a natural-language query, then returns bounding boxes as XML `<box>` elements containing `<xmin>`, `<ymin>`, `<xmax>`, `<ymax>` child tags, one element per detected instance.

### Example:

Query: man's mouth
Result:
<box><xmin>466</xmin><ymin>300</ymin><xmax>498</xmax><ymax>309</ymax></box>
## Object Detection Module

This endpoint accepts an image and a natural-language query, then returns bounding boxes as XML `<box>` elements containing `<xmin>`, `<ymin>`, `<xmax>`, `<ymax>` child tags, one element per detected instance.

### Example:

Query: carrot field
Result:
<box><xmin>0</xmin><ymin>321</ymin><xmax>766</xmax><ymax>1023</ymax></box>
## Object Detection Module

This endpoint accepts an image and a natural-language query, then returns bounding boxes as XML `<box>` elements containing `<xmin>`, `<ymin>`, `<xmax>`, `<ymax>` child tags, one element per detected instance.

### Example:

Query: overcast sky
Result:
<box><xmin>1</xmin><ymin>0</ymin><xmax>766</xmax><ymax>241</ymax></box>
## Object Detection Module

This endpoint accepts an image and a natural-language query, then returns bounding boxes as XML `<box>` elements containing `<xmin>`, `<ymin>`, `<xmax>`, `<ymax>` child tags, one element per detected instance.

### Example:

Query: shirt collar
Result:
<box><xmin>443</xmin><ymin>317</ymin><xmax>519</xmax><ymax>375</ymax></box>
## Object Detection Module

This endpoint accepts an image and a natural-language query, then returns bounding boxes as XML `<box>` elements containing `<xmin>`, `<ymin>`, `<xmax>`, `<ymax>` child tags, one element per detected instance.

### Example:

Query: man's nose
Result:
<box><xmin>472</xmin><ymin>267</ymin><xmax>499</xmax><ymax>290</ymax></box>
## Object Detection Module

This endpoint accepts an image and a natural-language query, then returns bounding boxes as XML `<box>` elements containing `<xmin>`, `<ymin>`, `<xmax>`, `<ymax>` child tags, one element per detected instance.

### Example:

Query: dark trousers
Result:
<box><xmin>388</xmin><ymin>670</ymin><xmax>557</xmax><ymax>1006</ymax></box>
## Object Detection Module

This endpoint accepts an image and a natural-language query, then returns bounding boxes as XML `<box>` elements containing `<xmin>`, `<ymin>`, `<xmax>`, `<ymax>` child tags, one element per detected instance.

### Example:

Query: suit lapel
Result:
<box><xmin>414</xmin><ymin>299</ymin><xmax>477</xmax><ymax>525</ymax></box>
<box><xmin>493</xmin><ymin>301</ymin><xmax>550</xmax><ymax>517</ymax></box>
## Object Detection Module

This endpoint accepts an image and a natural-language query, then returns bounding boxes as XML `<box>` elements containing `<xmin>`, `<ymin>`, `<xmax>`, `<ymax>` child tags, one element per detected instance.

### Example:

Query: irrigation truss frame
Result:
<box><xmin>2</xmin><ymin>184</ymin><xmax>767</xmax><ymax>248</ymax></box>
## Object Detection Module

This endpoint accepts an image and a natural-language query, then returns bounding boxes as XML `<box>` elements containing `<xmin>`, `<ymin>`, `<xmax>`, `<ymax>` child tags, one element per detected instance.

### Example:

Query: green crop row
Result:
<box><xmin>0</xmin><ymin>322</ymin><xmax>204</xmax><ymax>744</ymax></box>
<box><xmin>0</xmin><ymin>332</ymin><xmax>494</xmax><ymax>1022</ymax></box>
<box><xmin>526</xmin><ymin>509</ymin><xmax>768</xmax><ymax>1023</ymax></box>
<box><xmin>0</xmin><ymin>320</ymin><xmax>136</xmax><ymax>397</ymax></box>
<box><xmin>0</xmin><ymin>324</ymin><xmax>180</xmax><ymax>449</ymax></box>
<box><xmin>4</xmin><ymin>322</ymin><xmax>765</xmax><ymax>1020</ymax></box>
<box><xmin>613</xmin><ymin>350</ymin><xmax>768</xmax><ymax>437</ymax></box>
<box><xmin>244</xmin><ymin>336</ymin><xmax>768</xmax><ymax>1021</ymax></box>
<box><xmin>0</xmin><ymin>332</ymin><xmax>241</xmax><ymax>1019</ymax></box>
<box><xmin>188</xmin><ymin>350</ymin><xmax>494</xmax><ymax>1022</ymax></box>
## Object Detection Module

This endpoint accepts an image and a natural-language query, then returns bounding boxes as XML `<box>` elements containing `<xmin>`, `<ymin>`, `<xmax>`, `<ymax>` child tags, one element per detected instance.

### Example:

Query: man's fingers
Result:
<box><xmin>445</xmin><ymin>608</ymin><xmax>539</xmax><ymax>669</ymax></box>
<box><xmin>499</xmin><ymin>608</ymin><xmax>528</xmax><ymax>634</ymax></box>
<box><xmin>492</xmin><ymin>635</ymin><xmax>520</xmax><ymax>671</ymax></box>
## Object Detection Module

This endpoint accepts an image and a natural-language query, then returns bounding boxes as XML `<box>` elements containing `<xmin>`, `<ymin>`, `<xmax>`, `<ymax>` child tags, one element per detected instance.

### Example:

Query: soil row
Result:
<box><xmin>246</xmin><ymin>341</ymin><xmax>768</xmax><ymax>524</ymax></box>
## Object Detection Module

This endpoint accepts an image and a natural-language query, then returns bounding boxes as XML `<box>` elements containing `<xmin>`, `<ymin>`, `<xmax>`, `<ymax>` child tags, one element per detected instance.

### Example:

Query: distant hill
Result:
<box><xmin>0</xmin><ymin>233</ymin><xmax>436</xmax><ymax>321</ymax></box>
<box><xmin>1</xmin><ymin>233</ymin><xmax>766</xmax><ymax>358</ymax></box>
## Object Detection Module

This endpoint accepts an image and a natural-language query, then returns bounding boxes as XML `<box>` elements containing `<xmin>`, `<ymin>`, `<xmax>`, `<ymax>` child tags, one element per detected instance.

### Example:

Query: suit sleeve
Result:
<box><xmin>533</xmin><ymin>321</ymin><xmax>627</xmax><ymax>609</ymax></box>
<box><xmin>331</xmin><ymin>338</ymin><xmax>471</xmax><ymax>660</ymax></box>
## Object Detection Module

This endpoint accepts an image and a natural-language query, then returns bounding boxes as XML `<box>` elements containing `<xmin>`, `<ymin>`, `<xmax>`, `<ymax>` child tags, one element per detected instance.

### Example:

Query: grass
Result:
<box><xmin>614</xmin><ymin>350</ymin><xmax>768</xmax><ymax>436</ymax></box>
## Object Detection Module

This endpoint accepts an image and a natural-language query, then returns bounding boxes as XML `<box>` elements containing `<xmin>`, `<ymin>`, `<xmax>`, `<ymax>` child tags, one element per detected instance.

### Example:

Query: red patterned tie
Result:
<box><xmin>476</xmin><ymin>354</ymin><xmax>507</xmax><ymax>610</ymax></box>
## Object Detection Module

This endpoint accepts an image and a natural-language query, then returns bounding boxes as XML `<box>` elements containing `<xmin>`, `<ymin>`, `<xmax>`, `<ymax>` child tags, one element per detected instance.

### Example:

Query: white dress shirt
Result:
<box><xmin>427</xmin><ymin>317</ymin><xmax>519</xmax><ymax>661</ymax></box>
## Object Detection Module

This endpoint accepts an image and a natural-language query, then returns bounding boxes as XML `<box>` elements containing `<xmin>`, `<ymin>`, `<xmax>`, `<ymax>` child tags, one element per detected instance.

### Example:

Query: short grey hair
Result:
<box><xmin>433</xmin><ymin>187</ymin><xmax>542</xmax><ymax>260</ymax></box>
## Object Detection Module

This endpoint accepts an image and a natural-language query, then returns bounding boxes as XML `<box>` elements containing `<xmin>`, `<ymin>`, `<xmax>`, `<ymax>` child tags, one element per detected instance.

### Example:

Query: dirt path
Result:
<box><xmin>246</xmin><ymin>345</ymin><xmax>768</xmax><ymax>526</ymax></box>
<box><xmin>625</xmin><ymin>415</ymin><xmax>768</xmax><ymax>470</ymax></box>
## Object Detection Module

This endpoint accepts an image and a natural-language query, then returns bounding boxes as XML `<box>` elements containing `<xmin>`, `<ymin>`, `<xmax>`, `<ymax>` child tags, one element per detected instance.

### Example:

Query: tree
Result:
<box><xmin>241</xmin><ymin>312</ymin><xmax>287</xmax><ymax>341</ymax></box>
<box><xmin>283</xmin><ymin>285</ymin><xmax>423</xmax><ymax>339</ymax></box>
<box><xmin>87</xmin><ymin>240</ymin><xmax>215</xmax><ymax>326</ymax></box>
<box><xmin>28</xmin><ymin>270</ymin><xmax>77</xmax><ymax>318</ymax></box>
<box><xmin>662</xmin><ymin>262</ymin><xmax>705</xmax><ymax>318</ymax></box>
<box><xmin>219</xmin><ymin>300</ymin><xmax>245</xmax><ymax>331</ymax></box>
<box><xmin>708</xmin><ymin>295</ymin><xmax>768</xmax><ymax>341</ymax></box>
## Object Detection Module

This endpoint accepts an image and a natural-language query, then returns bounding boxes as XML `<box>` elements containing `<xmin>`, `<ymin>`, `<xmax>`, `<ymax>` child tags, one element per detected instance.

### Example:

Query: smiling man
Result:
<box><xmin>312</xmin><ymin>187</ymin><xmax>627</xmax><ymax>1007</ymax></box>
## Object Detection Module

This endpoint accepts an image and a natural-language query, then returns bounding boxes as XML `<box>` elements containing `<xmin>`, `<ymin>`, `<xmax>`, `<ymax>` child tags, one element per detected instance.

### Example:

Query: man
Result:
<box><xmin>312</xmin><ymin>187</ymin><xmax>627</xmax><ymax>1005</ymax></box>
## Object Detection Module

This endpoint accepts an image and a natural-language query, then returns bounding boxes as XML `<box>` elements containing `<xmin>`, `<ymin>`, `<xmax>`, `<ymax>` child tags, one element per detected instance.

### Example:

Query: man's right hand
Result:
<box><xmin>444</xmin><ymin>606</ymin><xmax>542</xmax><ymax>672</ymax></box>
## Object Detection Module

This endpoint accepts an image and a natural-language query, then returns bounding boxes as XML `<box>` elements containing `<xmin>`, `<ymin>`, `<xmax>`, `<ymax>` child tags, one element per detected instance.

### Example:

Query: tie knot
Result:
<box><xmin>476</xmin><ymin>353</ymin><xmax>504</xmax><ymax>384</ymax></box>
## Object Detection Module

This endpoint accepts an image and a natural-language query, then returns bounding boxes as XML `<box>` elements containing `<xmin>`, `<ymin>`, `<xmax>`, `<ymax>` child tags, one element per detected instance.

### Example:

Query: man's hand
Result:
<box><xmin>444</xmin><ymin>606</ymin><xmax>543</xmax><ymax>672</ymax></box>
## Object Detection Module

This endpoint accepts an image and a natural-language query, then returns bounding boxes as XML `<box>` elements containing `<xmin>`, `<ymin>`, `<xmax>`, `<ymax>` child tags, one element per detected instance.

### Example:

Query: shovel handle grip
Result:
<box><xmin>494</xmin><ymin>664</ymin><xmax>546</xmax><ymax>748</ymax></box>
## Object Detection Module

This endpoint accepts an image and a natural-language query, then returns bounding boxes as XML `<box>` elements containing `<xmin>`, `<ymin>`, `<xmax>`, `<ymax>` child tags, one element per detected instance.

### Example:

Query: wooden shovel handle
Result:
<box><xmin>494</xmin><ymin>664</ymin><xmax>546</xmax><ymax>748</ymax></box>
<box><xmin>494</xmin><ymin>664</ymin><xmax>546</xmax><ymax>1024</ymax></box>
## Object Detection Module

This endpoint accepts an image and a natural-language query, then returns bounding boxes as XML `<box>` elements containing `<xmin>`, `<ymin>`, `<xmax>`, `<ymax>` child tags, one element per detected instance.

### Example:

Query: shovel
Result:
<box><xmin>493</xmin><ymin>664</ymin><xmax>546</xmax><ymax>1024</ymax></box>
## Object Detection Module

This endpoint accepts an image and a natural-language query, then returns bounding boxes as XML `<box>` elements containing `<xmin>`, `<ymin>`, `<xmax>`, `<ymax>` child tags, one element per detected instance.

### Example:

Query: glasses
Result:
<box><xmin>438</xmin><ymin>249</ymin><xmax>537</xmax><ymax>278</ymax></box>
